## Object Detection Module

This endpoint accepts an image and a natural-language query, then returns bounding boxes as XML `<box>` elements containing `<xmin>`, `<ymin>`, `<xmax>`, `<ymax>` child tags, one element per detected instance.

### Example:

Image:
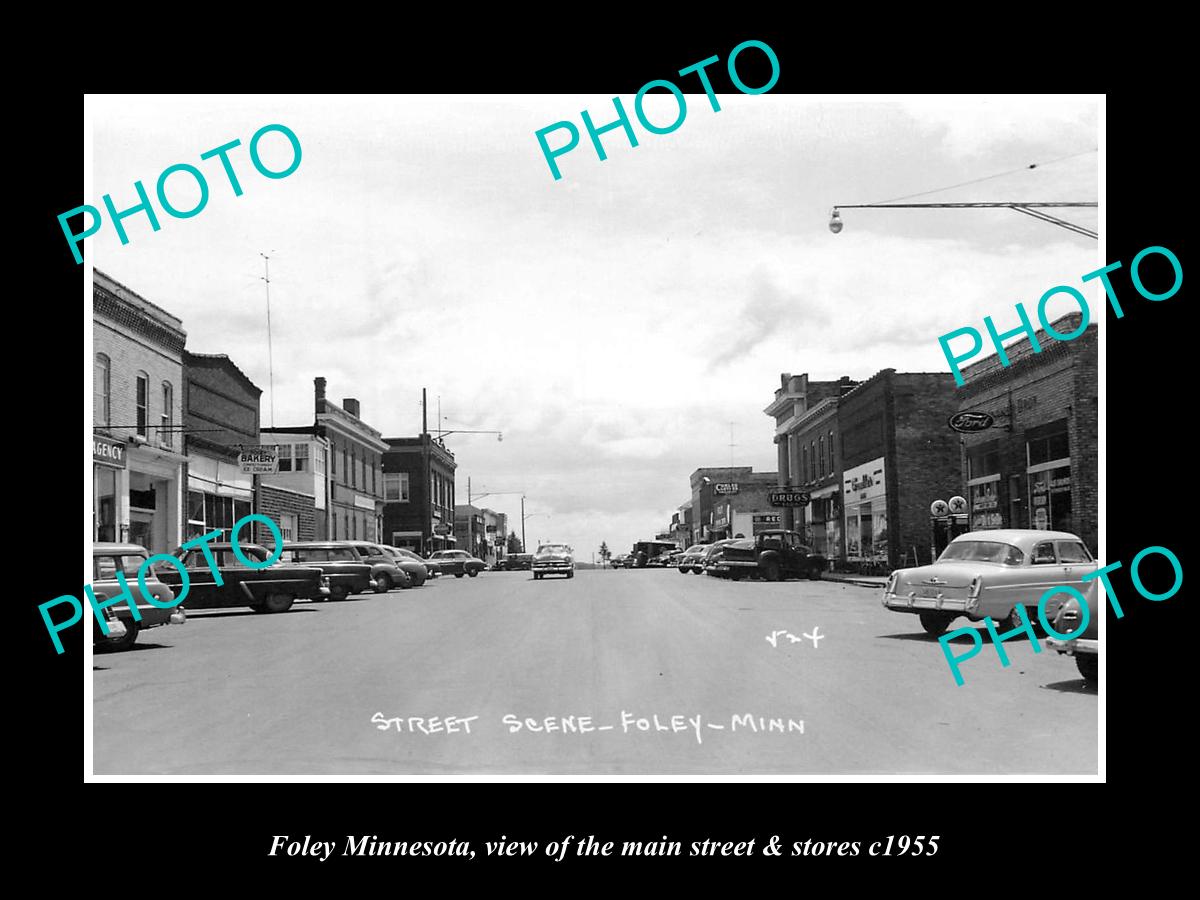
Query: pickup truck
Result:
<box><xmin>707</xmin><ymin>530</ymin><xmax>825</xmax><ymax>581</ymax></box>
<box><xmin>158</xmin><ymin>542</ymin><xmax>329</xmax><ymax>613</ymax></box>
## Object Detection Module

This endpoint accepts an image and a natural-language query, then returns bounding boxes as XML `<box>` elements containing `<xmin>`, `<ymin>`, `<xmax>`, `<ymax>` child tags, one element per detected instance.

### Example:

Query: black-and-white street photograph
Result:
<box><xmin>83</xmin><ymin>92</ymin><xmax>1101</xmax><ymax>777</ymax></box>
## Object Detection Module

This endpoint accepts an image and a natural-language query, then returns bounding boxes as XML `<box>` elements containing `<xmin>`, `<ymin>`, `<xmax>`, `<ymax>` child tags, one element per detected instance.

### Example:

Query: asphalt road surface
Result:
<box><xmin>92</xmin><ymin>569</ymin><xmax>1098</xmax><ymax>775</ymax></box>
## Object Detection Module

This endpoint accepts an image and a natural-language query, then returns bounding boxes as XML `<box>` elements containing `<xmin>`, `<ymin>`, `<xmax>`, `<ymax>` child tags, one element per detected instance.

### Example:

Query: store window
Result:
<box><xmin>161</xmin><ymin>382</ymin><xmax>173</xmax><ymax>447</ymax></box>
<box><xmin>94</xmin><ymin>465</ymin><xmax>118</xmax><ymax>541</ymax></box>
<box><xmin>187</xmin><ymin>491</ymin><xmax>251</xmax><ymax>541</ymax></box>
<box><xmin>1027</xmin><ymin>420</ymin><xmax>1071</xmax><ymax>532</ymax></box>
<box><xmin>135</xmin><ymin>372</ymin><xmax>149</xmax><ymax>437</ymax></box>
<box><xmin>94</xmin><ymin>354</ymin><xmax>111</xmax><ymax>426</ymax></box>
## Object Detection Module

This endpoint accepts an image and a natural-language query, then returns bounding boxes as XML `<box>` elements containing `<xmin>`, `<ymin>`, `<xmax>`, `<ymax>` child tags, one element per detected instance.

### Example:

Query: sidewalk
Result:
<box><xmin>821</xmin><ymin>572</ymin><xmax>888</xmax><ymax>589</ymax></box>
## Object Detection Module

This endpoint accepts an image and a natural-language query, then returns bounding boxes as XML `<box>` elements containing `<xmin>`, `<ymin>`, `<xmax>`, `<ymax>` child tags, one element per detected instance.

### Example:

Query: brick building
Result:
<box><xmin>381</xmin><ymin>435</ymin><xmax>458</xmax><ymax>554</ymax></box>
<box><xmin>785</xmin><ymin>397</ymin><xmax>844</xmax><ymax>558</ymax></box>
<box><xmin>258</xmin><ymin>426</ymin><xmax>330</xmax><ymax>538</ymax></box>
<box><xmin>92</xmin><ymin>270</ymin><xmax>187</xmax><ymax>555</ymax></box>
<box><xmin>455</xmin><ymin>504</ymin><xmax>487</xmax><ymax>560</ymax></box>
<box><xmin>837</xmin><ymin>370</ymin><xmax>961</xmax><ymax>571</ymax></box>
<box><xmin>315</xmin><ymin>378</ymin><xmax>387</xmax><ymax>543</ymax></box>
<box><xmin>956</xmin><ymin>312</ymin><xmax>1098</xmax><ymax>554</ymax></box>
<box><xmin>688</xmin><ymin>468</ymin><xmax>778</xmax><ymax>543</ymax></box>
<box><xmin>181</xmin><ymin>352</ymin><xmax>261</xmax><ymax>543</ymax></box>
<box><xmin>764</xmin><ymin>373</ymin><xmax>859</xmax><ymax>531</ymax></box>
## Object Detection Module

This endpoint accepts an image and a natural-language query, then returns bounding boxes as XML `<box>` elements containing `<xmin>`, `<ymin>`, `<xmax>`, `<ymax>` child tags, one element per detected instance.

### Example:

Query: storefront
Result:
<box><xmin>843</xmin><ymin>457</ymin><xmax>888</xmax><ymax>563</ymax></box>
<box><xmin>124</xmin><ymin>443</ymin><xmax>184</xmax><ymax>555</ymax></box>
<box><xmin>93</xmin><ymin>435</ymin><xmax>125</xmax><ymax>542</ymax></box>
<box><xmin>186</xmin><ymin>451</ymin><xmax>253</xmax><ymax>542</ymax></box>
<box><xmin>803</xmin><ymin>484</ymin><xmax>841</xmax><ymax>556</ymax></box>
<box><xmin>1026</xmin><ymin>421</ymin><xmax>1072</xmax><ymax>532</ymax></box>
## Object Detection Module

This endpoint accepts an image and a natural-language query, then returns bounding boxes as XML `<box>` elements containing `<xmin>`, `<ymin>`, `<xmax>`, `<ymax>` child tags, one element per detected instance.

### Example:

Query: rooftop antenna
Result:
<box><xmin>260</xmin><ymin>252</ymin><xmax>276</xmax><ymax>427</ymax></box>
<box><xmin>728</xmin><ymin>421</ymin><xmax>737</xmax><ymax>467</ymax></box>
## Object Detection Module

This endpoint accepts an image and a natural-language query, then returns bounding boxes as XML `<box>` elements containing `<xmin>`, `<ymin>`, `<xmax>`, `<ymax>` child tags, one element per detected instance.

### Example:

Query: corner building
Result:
<box><xmin>956</xmin><ymin>313</ymin><xmax>1098</xmax><ymax>554</ymax></box>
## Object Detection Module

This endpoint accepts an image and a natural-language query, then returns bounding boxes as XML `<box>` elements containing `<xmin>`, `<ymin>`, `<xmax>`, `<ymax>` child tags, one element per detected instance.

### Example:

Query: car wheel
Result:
<box><xmin>1075</xmin><ymin>654</ymin><xmax>1098</xmax><ymax>683</ymax></box>
<box><xmin>534</xmin><ymin>573</ymin><xmax>542</xmax><ymax>580</ymax></box>
<box><xmin>678</xmin><ymin>567</ymin><xmax>688</xmax><ymax>574</ymax></box>
<box><xmin>468</xmin><ymin>569</ymin><xmax>478</xmax><ymax>578</ymax></box>
<box><xmin>567</xmin><ymin>571</ymin><xmax>574</xmax><ymax>579</ymax></box>
<box><xmin>919</xmin><ymin>612</ymin><xmax>954</xmax><ymax>636</ymax></box>
<box><xmin>262</xmin><ymin>592</ymin><xmax>294</xmax><ymax>614</ymax></box>
<box><xmin>455</xmin><ymin>572</ymin><xmax>465</xmax><ymax>578</ymax></box>
<box><xmin>331</xmin><ymin>588</ymin><xmax>349</xmax><ymax>602</ymax></box>
<box><xmin>412</xmin><ymin>573</ymin><xmax>426</xmax><ymax>587</ymax></box>
<box><xmin>102</xmin><ymin>619</ymin><xmax>140</xmax><ymax>651</ymax></box>
<box><xmin>807</xmin><ymin>566</ymin><xmax>822</xmax><ymax>581</ymax></box>
<box><xmin>374</xmin><ymin>573</ymin><xmax>392</xmax><ymax>593</ymax></box>
<box><xmin>993</xmin><ymin>605</ymin><xmax>1028</xmax><ymax>632</ymax></box>
<box><xmin>692</xmin><ymin>567</ymin><xmax>703</xmax><ymax>575</ymax></box>
<box><xmin>763</xmin><ymin>561</ymin><xmax>781</xmax><ymax>582</ymax></box>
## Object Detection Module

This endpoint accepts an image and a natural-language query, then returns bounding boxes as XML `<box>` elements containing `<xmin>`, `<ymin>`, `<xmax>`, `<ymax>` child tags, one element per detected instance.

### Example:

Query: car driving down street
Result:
<box><xmin>532</xmin><ymin>543</ymin><xmax>575</xmax><ymax>579</ymax></box>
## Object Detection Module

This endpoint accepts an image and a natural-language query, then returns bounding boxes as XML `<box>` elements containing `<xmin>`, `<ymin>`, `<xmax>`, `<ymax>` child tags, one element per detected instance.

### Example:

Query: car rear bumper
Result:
<box><xmin>1045</xmin><ymin>637</ymin><xmax>1099</xmax><ymax>656</ymax></box>
<box><xmin>883</xmin><ymin>591</ymin><xmax>977</xmax><ymax>615</ymax></box>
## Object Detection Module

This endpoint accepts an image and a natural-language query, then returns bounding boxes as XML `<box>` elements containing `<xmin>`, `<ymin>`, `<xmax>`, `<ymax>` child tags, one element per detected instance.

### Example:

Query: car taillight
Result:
<box><xmin>884</xmin><ymin>572</ymin><xmax>898</xmax><ymax>593</ymax></box>
<box><xmin>968</xmin><ymin>577</ymin><xmax>982</xmax><ymax>598</ymax></box>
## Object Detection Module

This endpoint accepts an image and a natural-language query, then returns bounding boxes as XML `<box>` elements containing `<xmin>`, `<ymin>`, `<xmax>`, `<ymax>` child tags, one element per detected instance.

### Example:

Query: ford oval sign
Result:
<box><xmin>948</xmin><ymin>412</ymin><xmax>994</xmax><ymax>433</ymax></box>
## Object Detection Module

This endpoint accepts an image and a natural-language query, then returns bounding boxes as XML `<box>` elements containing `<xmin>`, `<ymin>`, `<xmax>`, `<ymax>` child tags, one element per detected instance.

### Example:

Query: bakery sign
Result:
<box><xmin>238</xmin><ymin>445</ymin><xmax>279</xmax><ymax>474</ymax></box>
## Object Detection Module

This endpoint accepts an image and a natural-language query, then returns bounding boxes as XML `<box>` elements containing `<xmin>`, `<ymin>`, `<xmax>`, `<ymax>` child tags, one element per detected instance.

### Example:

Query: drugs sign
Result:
<box><xmin>769</xmin><ymin>490</ymin><xmax>811</xmax><ymax>507</ymax></box>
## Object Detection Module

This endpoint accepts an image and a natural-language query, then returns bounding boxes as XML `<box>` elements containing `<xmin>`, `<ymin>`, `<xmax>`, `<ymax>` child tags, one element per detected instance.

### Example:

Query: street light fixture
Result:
<box><xmin>828</xmin><ymin>201</ymin><xmax>1098</xmax><ymax>239</ymax></box>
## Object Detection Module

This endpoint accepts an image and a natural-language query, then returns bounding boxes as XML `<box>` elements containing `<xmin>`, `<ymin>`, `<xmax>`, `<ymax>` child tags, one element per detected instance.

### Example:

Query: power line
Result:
<box><xmin>869</xmin><ymin>148</ymin><xmax>1098</xmax><ymax>206</ymax></box>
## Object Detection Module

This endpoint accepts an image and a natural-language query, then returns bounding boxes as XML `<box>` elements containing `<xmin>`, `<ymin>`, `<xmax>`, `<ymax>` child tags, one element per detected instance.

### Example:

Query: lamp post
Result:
<box><xmin>829</xmin><ymin>201</ymin><xmax>1098</xmax><ymax>239</ymax></box>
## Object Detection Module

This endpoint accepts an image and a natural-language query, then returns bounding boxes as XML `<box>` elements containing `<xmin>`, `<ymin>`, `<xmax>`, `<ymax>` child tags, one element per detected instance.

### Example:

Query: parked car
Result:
<box><xmin>881</xmin><ymin>529</ymin><xmax>1098</xmax><ymax>636</ymax></box>
<box><xmin>701</xmin><ymin>539</ymin><xmax>744</xmax><ymax>576</ymax></box>
<box><xmin>339</xmin><ymin>541</ymin><xmax>411</xmax><ymax>592</ymax></box>
<box><xmin>707</xmin><ymin>530</ymin><xmax>825</xmax><ymax>581</ymax></box>
<box><xmin>532</xmin><ymin>543</ymin><xmax>575</xmax><ymax>580</ymax></box>
<box><xmin>1046</xmin><ymin>587</ymin><xmax>1098</xmax><ymax>683</ymax></box>
<box><xmin>158</xmin><ymin>542</ymin><xmax>329</xmax><ymax>613</ymax></box>
<box><xmin>429</xmin><ymin>549</ymin><xmax>486</xmax><ymax>578</ymax></box>
<box><xmin>378</xmin><ymin>545</ymin><xmax>429</xmax><ymax>587</ymax></box>
<box><xmin>630</xmin><ymin>540</ymin><xmax>678</xmax><ymax>568</ymax></box>
<box><xmin>280</xmin><ymin>543</ymin><xmax>375</xmax><ymax>600</ymax></box>
<box><xmin>501</xmin><ymin>553</ymin><xmax>534</xmax><ymax>571</ymax></box>
<box><xmin>93</xmin><ymin>542</ymin><xmax>185</xmax><ymax>650</ymax></box>
<box><xmin>677</xmin><ymin>544</ymin><xmax>710</xmax><ymax>575</ymax></box>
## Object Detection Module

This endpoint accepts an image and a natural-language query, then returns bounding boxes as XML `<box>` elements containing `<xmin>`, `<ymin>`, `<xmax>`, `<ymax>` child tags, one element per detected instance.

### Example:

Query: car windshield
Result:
<box><xmin>938</xmin><ymin>541</ymin><xmax>1024</xmax><ymax>565</ymax></box>
<box><xmin>538</xmin><ymin>545</ymin><xmax>570</xmax><ymax>554</ymax></box>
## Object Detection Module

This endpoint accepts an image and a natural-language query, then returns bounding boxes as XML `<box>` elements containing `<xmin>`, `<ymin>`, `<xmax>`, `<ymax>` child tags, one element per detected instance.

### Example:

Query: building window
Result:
<box><xmin>351</xmin><ymin>514</ymin><xmax>357</xmax><ymax>539</ymax></box>
<box><xmin>818</xmin><ymin>436</ymin><xmax>825</xmax><ymax>478</ymax></box>
<box><xmin>315</xmin><ymin>444</ymin><xmax>327</xmax><ymax>476</ymax></box>
<box><xmin>809</xmin><ymin>441</ymin><xmax>816</xmax><ymax>481</ymax></box>
<box><xmin>1026</xmin><ymin>421</ymin><xmax>1071</xmax><ymax>533</ymax></box>
<box><xmin>385</xmin><ymin>472</ymin><xmax>410</xmax><ymax>502</ymax></box>
<box><xmin>135</xmin><ymin>372</ymin><xmax>149</xmax><ymax>437</ymax></box>
<box><xmin>330</xmin><ymin>441</ymin><xmax>337</xmax><ymax>476</ymax></box>
<box><xmin>187</xmin><ymin>491</ymin><xmax>251</xmax><ymax>542</ymax></box>
<box><xmin>801</xmin><ymin>446</ymin><xmax>809</xmax><ymax>484</ymax></box>
<box><xmin>161</xmin><ymin>382</ymin><xmax>173</xmax><ymax>447</ymax></box>
<box><xmin>828</xmin><ymin>430</ymin><xmax>835</xmax><ymax>469</ymax></box>
<box><xmin>94</xmin><ymin>354</ymin><xmax>111</xmax><ymax>427</ymax></box>
<box><xmin>279</xmin><ymin>443</ymin><xmax>310</xmax><ymax>473</ymax></box>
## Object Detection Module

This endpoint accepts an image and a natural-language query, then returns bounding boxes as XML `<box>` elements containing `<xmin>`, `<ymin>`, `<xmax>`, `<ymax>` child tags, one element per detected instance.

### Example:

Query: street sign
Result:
<box><xmin>238</xmin><ymin>445</ymin><xmax>279</xmax><ymax>473</ymax></box>
<box><xmin>434</xmin><ymin>523</ymin><xmax>452</xmax><ymax>535</ymax></box>
<box><xmin>769</xmin><ymin>490</ymin><xmax>811</xmax><ymax>507</ymax></box>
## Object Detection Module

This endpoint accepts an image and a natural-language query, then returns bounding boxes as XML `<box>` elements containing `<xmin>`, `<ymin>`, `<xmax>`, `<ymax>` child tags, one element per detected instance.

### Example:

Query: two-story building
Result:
<box><xmin>92</xmin><ymin>270</ymin><xmax>187</xmax><ymax>555</ymax></box>
<box><xmin>381</xmin><ymin>434</ymin><xmax>458</xmax><ymax>554</ymax></box>
<box><xmin>182</xmin><ymin>352</ymin><xmax>260</xmax><ymax>543</ymax></box>
<box><xmin>314</xmin><ymin>378</ymin><xmax>387</xmax><ymax>543</ymax></box>
<box><xmin>688</xmin><ymin>468</ymin><xmax>778</xmax><ymax>543</ymax></box>
<box><xmin>763</xmin><ymin>373</ymin><xmax>858</xmax><ymax>532</ymax></box>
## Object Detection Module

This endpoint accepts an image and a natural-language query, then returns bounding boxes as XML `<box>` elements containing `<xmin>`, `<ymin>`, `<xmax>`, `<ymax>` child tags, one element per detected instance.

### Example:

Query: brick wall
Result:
<box><xmin>94</xmin><ymin>318</ymin><xmax>184</xmax><ymax>447</ymax></box>
<box><xmin>891</xmin><ymin>372</ymin><xmax>962</xmax><ymax>569</ymax></box>
<box><xmin>257</xmin><ymin>484</ymin><xmax>317</xmax><ymax>544</ymax></box>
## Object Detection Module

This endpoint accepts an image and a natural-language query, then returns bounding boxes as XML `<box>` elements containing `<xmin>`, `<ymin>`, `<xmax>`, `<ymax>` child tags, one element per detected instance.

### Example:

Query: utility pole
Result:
<box><xmin>729</xmin><ymin>421</ymin><xmax>736</xmax><ymax>468</ymax></box>
<box><xmin>423</xmin><ymin>387</ymin><xmax>431</xmax><ymax>556</ymax></box>
<box><xmin>521</xmin><ymin>494</ymin><xmax>525</xmax><ymax>553</ymax></box>
<box><xmin>260</xmin><ymin>252</ymin><xmax>275</xmax><ymax>427</ymax></box>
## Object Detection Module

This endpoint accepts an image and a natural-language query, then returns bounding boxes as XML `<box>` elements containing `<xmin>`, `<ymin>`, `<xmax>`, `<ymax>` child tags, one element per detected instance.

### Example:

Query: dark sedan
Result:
<box><xmin>159</xmin><ymin>542</ymin><xmax>329</xmax><ymax>614</ymax></box>
<box><xmin>281</xmin><ymin>543</ymin><xmax>375</xmax><ymax>600</ymax></box>
<box><xmin>428</xmin><ymin>549</ymin><xmax>486</xmax><ymax>578</ymax></box>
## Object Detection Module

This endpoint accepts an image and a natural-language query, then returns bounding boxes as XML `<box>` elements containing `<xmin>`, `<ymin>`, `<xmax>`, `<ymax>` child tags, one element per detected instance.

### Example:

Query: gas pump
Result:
<box><xmin>929</xmin><ymin>496</ymin><xmax>970</xmax><ymax>562</ymax></box>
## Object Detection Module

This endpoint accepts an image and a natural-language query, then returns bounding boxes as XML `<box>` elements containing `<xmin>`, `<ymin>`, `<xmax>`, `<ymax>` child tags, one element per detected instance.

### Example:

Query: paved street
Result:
<box><xmin>93</xmin><ymin>569</ymin><xmax>1097</xmax><ymax>776</ymax></box>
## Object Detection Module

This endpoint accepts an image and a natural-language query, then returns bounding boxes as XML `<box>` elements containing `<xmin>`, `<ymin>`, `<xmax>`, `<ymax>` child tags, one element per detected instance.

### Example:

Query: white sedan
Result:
<box><xmin>882</xmin><ymin>529</ymin><xmax>1097</xmax><ymax>636</ymax></box>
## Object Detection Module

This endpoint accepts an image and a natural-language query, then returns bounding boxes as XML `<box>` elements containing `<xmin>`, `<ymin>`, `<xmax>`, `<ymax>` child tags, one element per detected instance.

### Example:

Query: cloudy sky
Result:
<box><xmin>88</xmin><ymin>94</ymin><xmax>1100</xmax><ymax>558</ymax></box>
